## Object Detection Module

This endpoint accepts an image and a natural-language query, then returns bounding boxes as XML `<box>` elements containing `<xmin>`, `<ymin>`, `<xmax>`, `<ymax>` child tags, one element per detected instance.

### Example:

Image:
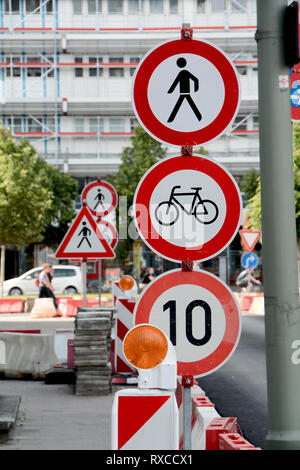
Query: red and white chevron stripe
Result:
<box><xmin>114</xmin><ymin>298</ymin><xmax>136</xmax><ymax>374</ymax></box>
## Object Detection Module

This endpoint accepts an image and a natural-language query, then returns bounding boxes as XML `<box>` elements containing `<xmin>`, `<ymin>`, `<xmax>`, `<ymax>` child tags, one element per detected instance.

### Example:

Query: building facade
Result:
<box><xmin>1</xmin><ymin>0</ymin><xmax>259</xmax><ymax>187</ymax></box>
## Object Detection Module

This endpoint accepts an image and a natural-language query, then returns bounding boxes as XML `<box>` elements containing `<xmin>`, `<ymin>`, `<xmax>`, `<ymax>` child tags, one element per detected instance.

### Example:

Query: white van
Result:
<box><xmin>3</xmin><ymin>265</ymin><xmax>82</xmax><ymax>296</ymax></box>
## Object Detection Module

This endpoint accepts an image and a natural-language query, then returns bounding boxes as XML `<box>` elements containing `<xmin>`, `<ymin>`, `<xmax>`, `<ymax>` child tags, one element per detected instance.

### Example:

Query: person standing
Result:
<box><xmin>38</xmin><ymin>263</ymin><xmax>57</xmax><ymax>311</ymax></box>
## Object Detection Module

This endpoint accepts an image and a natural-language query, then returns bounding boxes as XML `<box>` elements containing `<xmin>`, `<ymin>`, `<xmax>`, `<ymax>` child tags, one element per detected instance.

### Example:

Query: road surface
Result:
<box><xmin>198</xmin><ymin>314</ymin><xmax>268</xmax><ymax>449</ymax></box>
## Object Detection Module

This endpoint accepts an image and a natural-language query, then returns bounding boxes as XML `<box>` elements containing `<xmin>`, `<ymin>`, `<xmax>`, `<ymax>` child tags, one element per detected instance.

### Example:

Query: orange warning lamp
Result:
<box><xmin>123</xmin><ymin>324</ymin><xmax>177</xmax><ymax>390</ymax></box>
<box><xmin>123</xmin><ymin>324</ymin><xmax>168</xmax><ymax>370</ymax></box>
<box><xmin>119</xmin><ymin>275</ymin><xmax>135</xmax><ymax>291</ymax></box>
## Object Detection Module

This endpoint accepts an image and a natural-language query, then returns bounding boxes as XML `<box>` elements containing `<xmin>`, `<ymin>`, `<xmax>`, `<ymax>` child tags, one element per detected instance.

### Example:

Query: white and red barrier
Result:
<box><xmin>111</xmin><ymin>388</ymin><xmax>179</xmax><ymax>450</ymax></box>
<box><xmin>114</xmin><ymin>298</ymin><xmax>136</xmax><ymax>374</ymax></box>
<box><xmin>235</xmin><ymin>293</ymin><xmax>264</xmax><ymax>314</ymax></box>
<box><xmin>175</xmin><ymin>379</ymin><xmax>260</xmax><ymax>450</ymax></box>
<box><xmin>0</xmin><ymin>299</ymin><xmax>24</xmax><ymax>314</ymax></box>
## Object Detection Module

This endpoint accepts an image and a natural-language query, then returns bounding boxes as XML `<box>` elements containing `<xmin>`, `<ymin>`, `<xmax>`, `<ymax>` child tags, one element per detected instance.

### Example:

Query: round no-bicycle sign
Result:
<box><xmin>133</xmin><ymin>155</ymin><xmax>242</xmax><ymax>263</ymax></box>
<box><xmin>133</xmin><ymin>269</ymin><xmax>241</xmax><ymax>378</ymax></box>
<box><xmin>132</xmin><ymin>38</ymin><xmax>240</xmax><ymax>147</ymax></box>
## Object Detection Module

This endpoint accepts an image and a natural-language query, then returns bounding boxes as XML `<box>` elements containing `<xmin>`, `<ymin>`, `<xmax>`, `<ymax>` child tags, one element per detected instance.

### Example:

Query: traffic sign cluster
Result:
<box><xmin>131</xmin><ymin>30</ymin><xmax>243</xmax><ymax>378</ymax></box>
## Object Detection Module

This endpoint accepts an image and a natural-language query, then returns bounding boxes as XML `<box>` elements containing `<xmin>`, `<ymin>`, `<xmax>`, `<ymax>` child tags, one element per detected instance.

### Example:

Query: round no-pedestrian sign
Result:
<box><xmin>132</xmin><ymin>38</ymin><xmax>240</xmax><ymax>147</ymax></box>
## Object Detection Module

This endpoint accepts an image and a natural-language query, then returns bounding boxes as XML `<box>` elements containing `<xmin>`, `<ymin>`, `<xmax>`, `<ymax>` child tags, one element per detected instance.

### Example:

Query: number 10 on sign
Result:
<box><xmin>133</xmin><ymin>269</ymin><xmax>241</xmax><ymax>378</ymax></box>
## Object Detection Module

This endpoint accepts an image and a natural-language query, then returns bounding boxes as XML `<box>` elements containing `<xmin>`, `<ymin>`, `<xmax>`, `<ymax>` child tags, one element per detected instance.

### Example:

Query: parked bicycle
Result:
<box><xmin>154</xmin><ymin>185</ymin><xmax>219</xmax><ymax>226</ymax></box>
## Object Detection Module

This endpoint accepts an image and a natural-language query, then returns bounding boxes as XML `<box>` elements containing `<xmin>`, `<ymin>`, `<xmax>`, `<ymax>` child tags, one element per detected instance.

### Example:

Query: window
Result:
<box><xmin>89</xmin><ymin>57</ymin><xmax>97</xmax><ymax>77</ymax></box>
<box><xmin>128</xmin><ymin>0</ymin><xmax>143</xmax><ymax>13</ymax></box>
<box><xmin>4</xmin><ymin>0</ymin><xmax>20</xmax><ymax>13</ymax></box>
<box><xmin>27</xmin><ymin>117</ymin><xmax>43</xmax><ymax>132</ymax></box>
<box><xmin>108</xmin><ymin>0</ymin><xmax>123</xmax><ymax>13</ymax></box>
<box><xmin>46</xmin><ymin>0</ymin><xmax>53</xmax><ymax>13</ymax></box>
<box><xmin>236</xmin><ymin>66</ymin><xmax>247</xmax><ymax>76</ymax></box>
<box><xmin>150</xmin><ymin>0</ymin><xmax>163</xmax><ymax>13</ymax></box>
<box><xmin>6</xmin><ymin>56</ymin><xmax>21</xmax><ymax>77</ymax></box>
<box><xmin>233</xmin><ymin>115</ymin><xmax>247</xmax><ymax>131</ymax></box>
<box><xmin>75</xmin><ymin>118</ymin><xmax>84</xmax><ymax>132</ymax></box>
<box><xmin>211</xmin><ymin>0</ymin><xmax>226</xmax><ymax>11</ymax></box>
<box><xmin>25</xmin><ymin>0</ymin><xmax>40</xmax><ymax>13</ymax></box>
<box><xmin>25</xmin><ymin>269</ymin><xmax>42</xmax><ymax>280</ymax></box>
<box><xmin>109</xmin><ymin>57</ymin><xmax>124</xmax><ymax>63</ymax></box>
<box><xmin>169</xmin><ymin>0</ymin><xmax>178</xmax><ymax>14</ymax></box>
<box><xmin>27</xmin><ymin>67</ymin><xmax>41</xmax><ymax>77</ymax></box>
<box><xmin>6</xmin><ymin>117</ymin><xmax>22</xmax><ymax>133</ymax></box>
<box><xmin>109</xmin><ymin>68</ymin><xmax>124</xmax><ymax>77</ymax></box>
<box><xmin>89</xmin><ymin>117</ymin><xmax>103</xmax><ymax>133</ymax></box>
<box><xmin>130</xmin><ymin>118</ymin><xmax>138</xmax><ymax>132</ymax></box>
<box><xmin>54</xmin><ymin>268</ymin><xmax>76</xmax><ymax>277</ymax></box>
<box><xmin>232</xmin><ymin>0</ymin><xmax>247</xmax><ymax>11</ymax></box>
<box><xmin>73</xmin><ymin>0</ymin><xmax>82</xmax><ymax>14</ymax></box>
<box><xmin>109</xmin><ymin>118</ymin><xmax>125</xmax><ymax>133</ymax></box>
<box><xmin>74</xmin><ymin>57</ymin><xmax>83</xmax><ymax>77</ymax></box>
<box><xmin>45</xmin><ymin>117</ymin><xmax>55</xmax><ymax>132</ymax></box>
<box><xmin>253</xmin><ymin>115</ymin><xmax>259</xmax><ymax>130</ymax></box>
<box><xmin>197</xmin><ymin>0</ymin><xmax>205</xmax><ymax>13</ymax></box>
<box><xmin>88</xmin><ymin>0</ymin><xmax>102</xmax><ymax>13</ymax></box>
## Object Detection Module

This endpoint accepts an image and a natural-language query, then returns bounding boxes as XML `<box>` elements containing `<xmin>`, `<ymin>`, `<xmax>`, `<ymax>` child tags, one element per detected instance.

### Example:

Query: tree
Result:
<box><xmin>239</xmin><ymin>168</ymin><xmax>260</xmax><ymax>201</ymax></box>
<box><xmin>246</xmin><ymin>123</ymin><xmax>300</xmax><ymax>279</ymax></box>
<box><xmin>0</xmin><ymin>127</ymin><xmax>78</xmax><ymax>295</ymax></box>
<box><xmin>106</xmin><ymin>125</ymin><xmax>167</xmax><ymax>258</ymax></box>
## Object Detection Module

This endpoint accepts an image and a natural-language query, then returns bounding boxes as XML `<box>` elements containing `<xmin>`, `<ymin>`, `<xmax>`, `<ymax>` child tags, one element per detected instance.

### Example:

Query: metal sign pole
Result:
<box><xmin>182</xmin><ymin>376</ymin><xmax>193</xmax><ymax>450</ymax></box>
<box><xmin>82</xmin><ymin>258</ymin><xmax>87</xmax><ymax>308</ymax></box>
<box><xmin>98</xmin><ymin>259</ymin><xmax>102</xmax><ymax>307</ymax></box>
<box><xmin>256</xmin><ymin>0</ymin><xmax>300</xmax><ymax>450</ymax></box>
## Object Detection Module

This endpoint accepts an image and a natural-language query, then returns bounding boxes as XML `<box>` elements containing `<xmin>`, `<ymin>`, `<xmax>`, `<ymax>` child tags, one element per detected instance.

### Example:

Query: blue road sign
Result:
<box><xmin>241</xmin><ymin>252</ymin><xmax>258</xmax><ymax>270</ymax></box>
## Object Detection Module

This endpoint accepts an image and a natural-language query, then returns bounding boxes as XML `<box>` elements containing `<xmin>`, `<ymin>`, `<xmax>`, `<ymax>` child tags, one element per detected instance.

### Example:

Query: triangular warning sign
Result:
<box><xmin>55</xmin><ymin>205</ymin><xmax>115</xmax><ymax>259</ymax></box>
<box><xmin>239</xmin><ymin>230</ymin><xmax>261</xmax><ymax>252</ymax></box>
<box><xmin>118</xmin><ymin>395</ymin><xmax>171</xmax><ymax>449</ymax></box>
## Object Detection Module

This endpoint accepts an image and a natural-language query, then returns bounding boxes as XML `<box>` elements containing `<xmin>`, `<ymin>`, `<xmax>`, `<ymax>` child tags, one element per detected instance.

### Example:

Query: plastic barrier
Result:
<box><xmin>206</xmin><ymin>417</ymin><xmax>242</xmax><ymax>450</ymax></box>
<box><xmin>0</xmin><ymin>299</ymin><xmax>24</xmax><ymax>314</ymax></box>
<box><xmin>57</xmin><ymin>298</ymin><xmax>77</xmax><ymax>318</ymax></box>
<box><xmin>0</xmin><ymin>332</ymin><xmax>58</xmax><ymax>378</ymax></box>
<box><xmin>112</xmin><ymin>388</ymin><xmax>179</xmax><ymax>450</ymax></box>
<box><xmin>219</xmin><ymin>433</ymin><xmax>261</xmax><ymax>450</ymax></box>
<box><xmin>249</xmin><ymin>295</ymin><xmax>264</xmax><ymax>315</ymax></box>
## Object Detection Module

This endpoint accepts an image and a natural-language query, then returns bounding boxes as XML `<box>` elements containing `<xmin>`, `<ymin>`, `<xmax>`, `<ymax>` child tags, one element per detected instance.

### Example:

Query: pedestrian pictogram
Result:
<box><xmin>55</xmin><ymin>205</ymin><xmax>116</xmax><ymax>259</ymax></box>
<box><xmin>133</xmin><ymin>269</ymin><xmax>241</xmax><ymax>378</ymax></box>
<box><xmin>132</xmin><ymin>38</ymin><xmax>240</xmax><ymax>146</ymax></box>
<box><xmin>133</xmin><ymin>155</ymin><xmax>242</xmax><ymax>263</ymax></box>
<box><xmin>239</xmin><ymin>230</ymin><xmax>261</xmax><ymax>252</ymax></box>
<box><xmin>167</xmin><ymin>57</ymin><xmax>202</xmax><ymax>123</ymax></box>
<box><xmin>77</xmin><ymin>221</ymin><xmax>91</xmax><ymax>248</ymax></box>
<box><xmin>81</xmin><ymin>180</ymin><xmax>118</xmax><ymax>217</ymax></box>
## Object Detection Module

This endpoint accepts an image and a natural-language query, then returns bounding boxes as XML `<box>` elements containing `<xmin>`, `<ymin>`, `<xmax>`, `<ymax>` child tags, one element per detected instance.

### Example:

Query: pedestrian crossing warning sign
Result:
<box><xmin>55</xmin><ymin>205</ymin><xmax>116</xmax><ymax>259</ymax></box>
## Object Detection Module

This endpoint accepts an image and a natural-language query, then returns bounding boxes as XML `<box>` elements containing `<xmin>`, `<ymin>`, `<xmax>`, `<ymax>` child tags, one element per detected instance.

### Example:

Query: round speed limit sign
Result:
<box><xmin>133</xmin><ymin>269</ymin><xmax>241</xmax><ymax>378</ymax></box>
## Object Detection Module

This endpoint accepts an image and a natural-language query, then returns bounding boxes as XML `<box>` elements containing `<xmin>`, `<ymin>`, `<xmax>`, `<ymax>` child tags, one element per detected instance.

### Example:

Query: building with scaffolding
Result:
<box><xmin>1</xmin><ymin>0</ymin><xmax>260</xmax><ymax>276</ymax></box>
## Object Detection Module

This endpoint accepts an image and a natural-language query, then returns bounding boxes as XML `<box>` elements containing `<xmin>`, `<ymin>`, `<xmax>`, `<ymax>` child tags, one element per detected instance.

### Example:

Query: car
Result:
<box><xmin>3</xmin><ymin>265</ymin><xmax>82</xmax><ymax>296</ymax></box>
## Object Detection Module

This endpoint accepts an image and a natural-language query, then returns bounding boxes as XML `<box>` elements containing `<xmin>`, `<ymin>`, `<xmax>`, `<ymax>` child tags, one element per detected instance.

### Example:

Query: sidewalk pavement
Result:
<box><xmin>0</xmin><ymin>379</ymin><xmax>121</xmax><ymax>450</ymax></box>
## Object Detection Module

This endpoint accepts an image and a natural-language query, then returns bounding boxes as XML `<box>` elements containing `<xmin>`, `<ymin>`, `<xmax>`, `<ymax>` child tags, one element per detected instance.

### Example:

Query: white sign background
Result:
<box><xmin>149</xmin><ymin>169</ymin><xmax>226</xmax><ymax>248</ymax></box>
<box><xmin>148</xmin><ymin>53</ymin><xmax>225</xmax><ymax>133</ymax></box>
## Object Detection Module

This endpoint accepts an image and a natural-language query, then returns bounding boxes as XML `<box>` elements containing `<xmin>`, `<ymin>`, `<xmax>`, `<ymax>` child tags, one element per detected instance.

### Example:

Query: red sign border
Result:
<box><xmin>239</xmin><ymin>229</ymin><xmax>261</xmax><ymax>252</ymax></box>
<box><xmin>133</xmin><ymin>269</ymin><xmax>241</xmax><ymax>378</ymax></box>
<box><xmin>55</xmin><ymin>205</ymin><xmax>116</xmax><ymax>259</ymax></box>
<box><xmin>132</xmin><ymin>38</ymin><xmax>240</xmax><ymax>146</ymax></box>
<box><xmin>81</xmin><ymin>180</ymin><xmax>118</xmax><ymax>217</ymax></box>
<box><xmin>133</xmin><ymin>155</ymin><xmax>242</xmax><ymax>263</ymax></box>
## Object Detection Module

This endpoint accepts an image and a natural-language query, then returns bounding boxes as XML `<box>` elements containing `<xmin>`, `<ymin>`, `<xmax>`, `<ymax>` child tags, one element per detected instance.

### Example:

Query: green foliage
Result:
<box><xmin>107</xmin><ymin>125</ymin><xmax>167</xmax><ymax>206</ymax></box>
<box><xmin>246</xmin><ymin>123</ymin><xmax>300</xmax><ymax>241</ymax></box>
<box><xmin>239</xmin><ymin>168</ymin><xmax>260</xmax><ymax>201</ymax></box>
<box><xmin>0</xmin><ymin>127</ymin><xmax>78</xmax><ymax>248</ymax></box>
<box><xmin>106</xmin><ymin>125</ymin><xmax>167</xmax><ymax>258</ymax></box>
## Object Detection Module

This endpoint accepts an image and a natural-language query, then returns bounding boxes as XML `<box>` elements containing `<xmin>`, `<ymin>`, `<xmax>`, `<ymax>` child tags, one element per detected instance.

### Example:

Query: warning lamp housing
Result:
<box><xmin>119</xmin><ymin>275</ymin><xmax>137</xmax><ymax>299</ymax></box>
<box><xmin>123</xmin><ymin>324</ymin><xmax>177</xmax><ymax>390</ymax></box>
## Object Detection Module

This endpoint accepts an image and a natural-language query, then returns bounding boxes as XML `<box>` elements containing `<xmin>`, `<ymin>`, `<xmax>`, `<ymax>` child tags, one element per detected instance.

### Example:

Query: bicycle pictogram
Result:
<box><xmin>154</xmin><ymin>185</ymin><xmax>219</xmax><ymax>226</ymax></box>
